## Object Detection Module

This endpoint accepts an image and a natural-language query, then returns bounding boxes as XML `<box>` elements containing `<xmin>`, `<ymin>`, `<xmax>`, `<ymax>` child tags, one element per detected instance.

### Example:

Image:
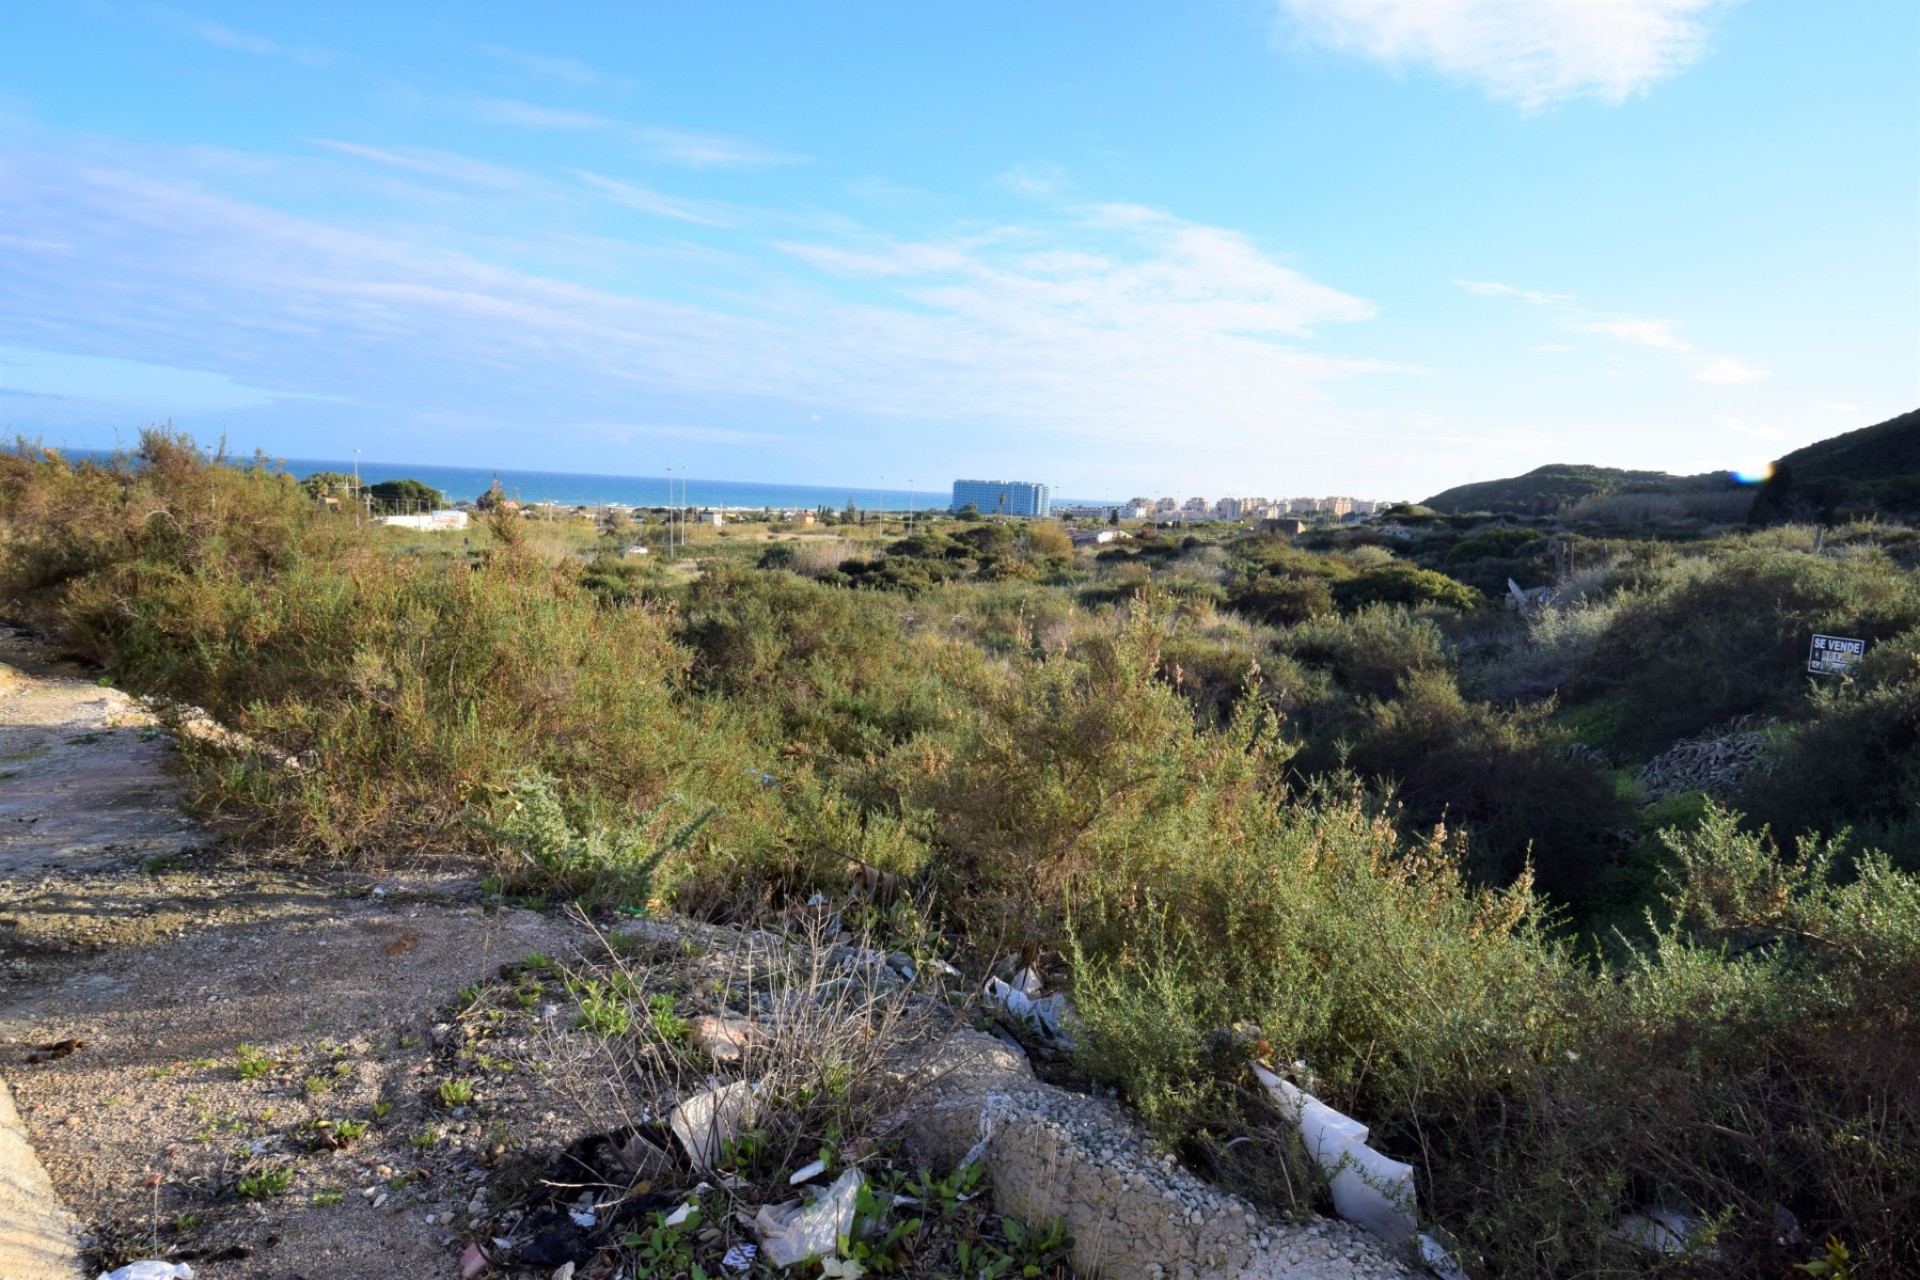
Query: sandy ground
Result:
<box><xmin>0</xmin><ymin>630</ymin><xmax>591</xmax><ymax>1279</ymax></box>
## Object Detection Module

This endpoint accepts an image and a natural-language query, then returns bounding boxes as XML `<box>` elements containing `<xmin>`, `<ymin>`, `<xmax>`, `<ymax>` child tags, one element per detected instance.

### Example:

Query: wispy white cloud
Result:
<box><xmin>1693</xmin><ymin>355</ymin><xmax>1769</xmax><ymax>384</ymax></box>
<box><xmin>1575</xmin><ymin>318</ymin><xmax>1768</xmax><ymax>382</ymax></box>
<box><xmin>0</xmin><ymin>148</ymin><xmax>1397</xmax><ymax>464</ymax></box>
<box><xmin>307</xmin><ymin>139</ymin><xmax>532</xmax><ymax>191</ymax></box>
<box><xmin>996</xmin><ymin>162</ymin><xmax>1074</xmax><ymax>200</ymax></box>
<box><xmin>188</xmin><ymin>19</ymin><xmax>332</xmax><ymax>67</ymax></box>
<box><xmin>573</xmin><ymin>171</ymin><xmax>736</xmax><ymax>226</ymax></box>
<box><xmin>1576</xmin><ymin>316</ymin><xmax>1694</xmax><ymax>353</ymax></box>
<box><xmin>1463</xmin><ymin>281</ymin><xmax>1768</xmax><ymax>384</ymax></box>
<box><xmin>473</xmin><ymin>99</ymin><xmax>801</xmax><ymax>168</ymax></box>
<box><xmin>630</xmin><ymin>126</ymin><xmax>801</xmax><ymax>169</ymax></box>
<box><xmin>1530</xmin><ymin>342</ymin><xmax>1574</xmax><ymax>352</ymax></box>
<box><xmin>1278</xmin><ymin>0</ymin><xmax>1736</xmax><ymax>111</ymax></box>
<box><xmin>1455</xmin><ymin>278</ymin><xmax>1573</xmax><ymax>304</ymax></box>
<box><xmin>479</xmin><ymin>45</ymin><xmax>603</xmax><ymax>86</ymax></box>
<box><xmin>473</xmin><ymin>97</ymin><xmax>614</xmax><ymax>130</ymax></box>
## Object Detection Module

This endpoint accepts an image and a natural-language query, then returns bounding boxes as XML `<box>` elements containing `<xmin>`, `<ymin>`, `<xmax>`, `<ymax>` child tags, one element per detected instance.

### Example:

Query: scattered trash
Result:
<box><xmin>754</xmin><ymin>1168</ymin><xmax>864</xmax><ymax>1267</ymax></box>
<box><xmin>1010</xmin><ymin>966</ymin><xmax>1043</xmax><ymax>998</ymax></box>
<box><xmin>663</xmin><ymin>1200</ymin><xmax>698</xmax><ymax>1228</ymax></box>
<box><xmin>458</xmin><ymin>1242</ymin><xmax>490</xmax><ymax>1279</ymax></box>
<box><xmin>97</xmin><ymin>1265</ymin><xmax>195</xmax><ymax>1280</ymax></box>
<box><xmin>1253</xmin><ymin>1064</ymin><xmax>1417</xmax><ymax>1247</ymax></box>
<box><xmin>721</xmin><ymin>1241</ymin><xmax>758</xmax><ymax>1272</ymax></box>
<box><xmin>567</xmin><ymin>1208</ymin><xmax>596</xmax><ymax>1229</ymax></box>
<box><xmin>958</xmin><ymin>1093</ymin><xmax>1013</xmax><ymax>1171</ymax></box>
<box><xmin>1418</xmin><ymin>1232</ymin><xmax>1471</xmax><ymax>1280</ymax></box>
<box><xmin>551</xmin><ymin>1264</ymin><xmax>575</xmax><ymax>1280</ymax></box>
<box><xmin>670</xmin><ymin>1080</ymin><xmax>760</xmax><ymax>1172</ymax></box>
<box><xmin>982</xmin><ymin>977</ymin><xmax>1077</xmax><ymax>1049</ymax></box>
<box><xmin>789</xmin><ymin>1157</ymin><xmax>827</xmax><ymax>1184</ymax></box>
<box><xmin>1614</xmin><ymin>1205</ymin><xmax>1706</xmax><ymax>1256</ymax></box>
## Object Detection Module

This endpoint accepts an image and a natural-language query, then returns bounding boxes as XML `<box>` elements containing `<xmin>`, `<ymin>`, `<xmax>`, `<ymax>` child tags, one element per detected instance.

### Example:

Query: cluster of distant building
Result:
<box><xmin>951</xmin><ymin>478</ymin><xmax>1384</xmax><ymax>523</ymax></box>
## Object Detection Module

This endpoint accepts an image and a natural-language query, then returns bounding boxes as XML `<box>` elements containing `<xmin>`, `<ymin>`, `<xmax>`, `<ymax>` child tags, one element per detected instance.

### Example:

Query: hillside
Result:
<box><xmin>1750</xmin><ymin>407</ymin><xmax>1920</xmax><ymax>522</ymax></box>
<box><xmin>1422</xmin><ymin>463</ymin><xmax>1723</xmax><ymax>515</ymax></box>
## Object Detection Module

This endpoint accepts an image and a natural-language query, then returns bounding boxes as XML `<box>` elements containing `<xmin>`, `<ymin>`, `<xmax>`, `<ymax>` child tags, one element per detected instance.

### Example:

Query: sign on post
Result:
<box><xmin>1808</xmin><ymin>634</ymin><xmax>1865</xmax><ymax>676</ymax></box>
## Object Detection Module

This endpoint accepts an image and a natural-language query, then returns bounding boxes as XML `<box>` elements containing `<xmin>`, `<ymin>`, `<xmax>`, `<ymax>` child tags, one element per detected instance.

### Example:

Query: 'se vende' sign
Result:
<box><xmin>1808</xmin><ymin>633</ymin><xmax>1865</xmax><ymax>676</ymax></box>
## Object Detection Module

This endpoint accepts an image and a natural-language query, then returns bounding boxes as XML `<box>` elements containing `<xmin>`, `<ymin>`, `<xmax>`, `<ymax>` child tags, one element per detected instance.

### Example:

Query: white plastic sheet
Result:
<box><xmin>670</xmin><ymin>1080</ymin><xmax>760</xmax><ymax>1172</ymax></box>
<box><xmin>753</xmin><ymin>1168</ymin><xmax>864</xmax><ymax>1267</ymax></box>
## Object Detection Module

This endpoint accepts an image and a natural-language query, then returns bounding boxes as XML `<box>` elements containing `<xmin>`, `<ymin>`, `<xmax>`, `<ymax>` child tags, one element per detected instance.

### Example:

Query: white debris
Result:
<box><xmin>97</xmin><ymin>1266</ymin><xmax>196</xmax><ymax>1280</ymax></box>
<box><xmin>1614</xmin><ymin>1206</ymin><xmax>1705</xmax><ymax>1255</ymax></box>
<box><xmin>568</xmin><ymin>1208</ymin><xmax>596</xmax><ymax>1228</ymax></box>
<box><xmin>1253</xmin><ymin>1063</ymin><xmax>1417</xmax><ymax>1247</ymax></box>
<box><xmin>1419</xmin><ymin>1232</ymin><xmax>1472</xmax><ymax>1280</ymax></box>
<box><xmin>789</xmin><ymin>1156</ymin><xmax>828</xmax><ymax>1184</ymax></box>
<box><xmin>754</xmin><ymin>1167</ymin><xmax>864</xmax><ymax>1267</ymax></box>
<box><xmin>670</xmin><ymin>1080</ymin><xmax>760</xmax><ymax>1171</ymax></box>
<box><xmin>721</xmin><ymin>1241</ymin><xmax>758</xmax><ymax>1272</ymax></box>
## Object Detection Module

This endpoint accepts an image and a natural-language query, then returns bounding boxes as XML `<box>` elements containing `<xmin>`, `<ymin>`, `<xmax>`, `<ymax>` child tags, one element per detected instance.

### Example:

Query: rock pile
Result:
<box><xmin>1635</xmin><ymin>715</ymin><xmax>1775</xmax><ymax>803</ymax></box>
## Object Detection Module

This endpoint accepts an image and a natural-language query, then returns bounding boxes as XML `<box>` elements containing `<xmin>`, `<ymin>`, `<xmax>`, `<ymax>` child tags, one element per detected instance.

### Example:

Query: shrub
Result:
<box><xmin>468</xmin><ymin>771</ymin><xmax>713</xmax><ymax>911</ymax></box>
<box><xmin>1574</xmin><ymin>542</ymin><xmax>1920</xmax><ymax>753</ymax></box>
<box><xmin>1227</xmin><ymin>573</ymin><xmax>1334</xmax><ymax>626</ymax></box>
<box><xmin>1332</xmin><ymin>563</ymin><xmax>1483</xmax><ymax>612</ymax></box>
<box><xmin>1280</xmin><ymin>604</ymin><xmax>1449</xmax><ymax>700</ymax></box>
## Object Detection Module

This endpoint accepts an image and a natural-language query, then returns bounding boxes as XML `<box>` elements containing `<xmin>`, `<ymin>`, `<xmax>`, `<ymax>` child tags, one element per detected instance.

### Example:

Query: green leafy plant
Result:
<box><xmin>468</xmin><ymin>771</ymin><xmax>714</xmax><ymax>911</ymax></box>
<box><xmin>620</xmin><ymin>1207</ymin><xmax>706</xmax><ymax>1280</ymax></box>
<box><xmin>235</xmin><ymin>1165</ymin><xmax>294</xmax><ymax>1199</ymax></box>
<box><xmin>233</xmin><ymin>1043</ymin><xmax>274</xmax><ymax>1081</ymax></box>
<box><xmin>434</xmin><ymin>1078</ymin><xmax>474</xmax><ymax>1109</ymax></box>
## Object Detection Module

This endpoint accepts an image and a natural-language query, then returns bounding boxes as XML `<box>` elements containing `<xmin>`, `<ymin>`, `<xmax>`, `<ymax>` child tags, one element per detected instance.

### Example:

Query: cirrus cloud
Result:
<box><xmin>1278</xmin><ymin>0</ymin><xmax>1738</xmax><ymax>111</ymax></box>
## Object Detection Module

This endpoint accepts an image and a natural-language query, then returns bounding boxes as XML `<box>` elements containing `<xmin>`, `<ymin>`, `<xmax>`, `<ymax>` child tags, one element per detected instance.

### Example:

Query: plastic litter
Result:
<box><xmin>97</xmin><ymin>1266</ymin><xmax>196</xmax><ymax>1280</ymax></box>
<box><xmin>1252</xmin><ymin>1064</ymin><xmax>1417</xmax><ymax>1247</ymax></box>
<box><xmin>670</xmin><ymin>1080</ymin><xmax>759</xmax><ymax>1171</ymax></box>
<box><xmin>753</xmin><ymin>1167</ymin><xmax>864</xmax><ymax>1267</ymax></box>
<box><xmin>721</xmin><ymin>1242</ymin><xmax>758</xmax><ymax>1272</ymax></box>
<box><xmin>551</xmin><ymin>1264</ymin><xmax>576</xmax><ymax>1280</ymax></box>
<box><xmin>958</xmin><ymin>1093</ymin><xmax>1012</xmax><ymax>1170</ymax></box>
<box><xmin>789</xmin><ymin>1156</ymin><xmax>828</xmax><ymax>1184</ymax></box>
<box><xmin>1419</xmin><ymin>1232</ymin><xmax>1472</xmax><ymax>1280</ymax></box>
<box><xmin>982</xmin><ymin>977</ymin><xmax>1076</xmax><ymax>1048</ymax></box>
<box><xmin>459</xmin><ymin>1241</ymin><xmax>490</xmax><ymax>1279</ymax></box>
<box><xmin>567</xmin><ymin>1208</ymin><xmax>596</xmax><ymax>1228</ymax></box>
<box><xmin>1614</xmin><ymin>1206</ymin><xmax>1704</xmax><ymax>1255</ymax></box>
<box><xmin>663</xmin><ymin>1201</ymin><xmax>698</xmax><ymax>1228</ymax></box>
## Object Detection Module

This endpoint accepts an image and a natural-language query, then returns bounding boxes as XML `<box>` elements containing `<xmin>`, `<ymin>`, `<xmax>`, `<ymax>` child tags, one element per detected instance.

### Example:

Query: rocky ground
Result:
<box><xmin>0</xmin><ymin>628</ymin><xmax>1417</xmax><ymax>1280</ymax></box>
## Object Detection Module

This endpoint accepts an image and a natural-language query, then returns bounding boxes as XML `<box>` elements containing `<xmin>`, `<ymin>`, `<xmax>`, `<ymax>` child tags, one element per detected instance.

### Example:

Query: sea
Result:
<box><xmin>51</xmin><ymin>447</ymin><xmax>1107</xmax><ymax>513</ymax></box>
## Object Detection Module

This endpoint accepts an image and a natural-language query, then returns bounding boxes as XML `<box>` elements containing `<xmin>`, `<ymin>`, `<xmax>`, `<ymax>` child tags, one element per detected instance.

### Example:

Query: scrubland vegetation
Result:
<box><xmin>3</xmin><ymin>432</ymin><xmax>1917</xmax><ymax>1277</ymax></box>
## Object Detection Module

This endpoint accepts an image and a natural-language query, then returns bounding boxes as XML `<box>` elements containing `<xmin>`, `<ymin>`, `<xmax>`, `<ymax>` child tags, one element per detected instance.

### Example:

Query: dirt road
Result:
<box><xmin>0</xmin><ymin>630</ymin><xmax>584</xmax><ymax>1280</ymax></box>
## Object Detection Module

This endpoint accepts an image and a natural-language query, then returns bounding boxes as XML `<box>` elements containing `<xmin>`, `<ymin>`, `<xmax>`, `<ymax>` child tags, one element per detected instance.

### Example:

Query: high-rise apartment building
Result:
<box><xmin>950</xmin><ymin>478</ymin><xmax>1052</xmax><ymax>517</ymax></box>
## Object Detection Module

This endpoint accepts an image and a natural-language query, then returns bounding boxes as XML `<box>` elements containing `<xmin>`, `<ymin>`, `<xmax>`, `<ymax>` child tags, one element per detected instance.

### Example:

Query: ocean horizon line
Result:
<box><xmin>52</xmin><ymin>446</ymin><xmax>1116</xmax><ymax>512</ymax></box>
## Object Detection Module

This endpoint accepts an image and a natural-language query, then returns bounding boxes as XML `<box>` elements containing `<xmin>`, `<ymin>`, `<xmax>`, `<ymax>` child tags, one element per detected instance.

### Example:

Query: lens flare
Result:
<box><xmin>1731</xmin><ymin>463</ymin><xmax>1774</xmax><ymax>485</ymax></box>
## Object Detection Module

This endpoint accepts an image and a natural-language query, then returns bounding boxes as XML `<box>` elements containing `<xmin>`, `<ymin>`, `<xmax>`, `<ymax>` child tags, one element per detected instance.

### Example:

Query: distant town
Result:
<box><xmin>949</xmin><ymin>478</ymin><xmax>1388</xmax><ymax>523</ymax></box>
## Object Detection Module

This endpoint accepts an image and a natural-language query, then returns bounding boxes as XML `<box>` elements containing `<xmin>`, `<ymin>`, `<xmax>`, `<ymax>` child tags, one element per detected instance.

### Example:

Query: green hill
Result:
<box><xmin>1750</xmin><ymin>408</ymin><xmax>1920</xmax><ymax>523</ymax></box>
<box><xmin>1422</xmin><ymin>463</ymin><xmax>1721</xmax><ymax>515</ymax></box>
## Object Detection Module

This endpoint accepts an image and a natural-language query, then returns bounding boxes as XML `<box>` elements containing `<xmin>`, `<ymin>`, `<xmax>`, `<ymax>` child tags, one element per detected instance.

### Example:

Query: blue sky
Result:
<box><xmin>1</xmin><ymin>1</ymin><xmax>1914</xmax><ymax>499</ymax></box>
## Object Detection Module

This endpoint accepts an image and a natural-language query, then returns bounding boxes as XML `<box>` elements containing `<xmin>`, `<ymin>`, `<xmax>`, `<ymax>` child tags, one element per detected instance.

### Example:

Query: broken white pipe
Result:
<box><xmin>1253</xmin><ymin>1064</ymin><xmax>1420</xmax><ymax>1250</ymax></box>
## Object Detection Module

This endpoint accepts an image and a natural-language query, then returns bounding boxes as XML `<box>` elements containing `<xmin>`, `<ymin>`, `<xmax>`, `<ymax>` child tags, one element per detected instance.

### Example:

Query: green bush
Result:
<box><xmin>1332</xmin><ymin>563</ymin><xmax>1483</xmax><ymax>612</ymax></box>
<box><xmin>1573</xmin><ymin>543</ymin><xmax>1920</xmax><ymax>753</ymax></box>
